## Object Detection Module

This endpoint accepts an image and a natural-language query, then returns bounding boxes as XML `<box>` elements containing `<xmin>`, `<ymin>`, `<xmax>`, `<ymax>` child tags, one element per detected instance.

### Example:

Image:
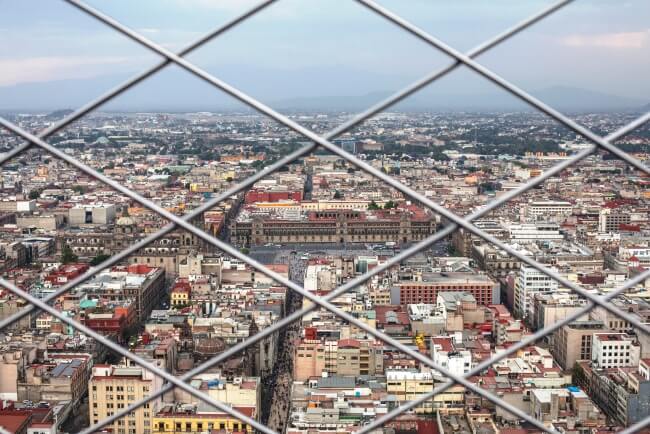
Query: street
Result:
<box><xmin>262</xmin><ymin>254</ymin><xmax>306</xmax><ymax>433</ymax></box>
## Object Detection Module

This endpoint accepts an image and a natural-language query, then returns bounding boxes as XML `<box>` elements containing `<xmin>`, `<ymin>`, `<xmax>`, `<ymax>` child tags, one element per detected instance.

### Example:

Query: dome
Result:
<box><xmin>194</xmin><ymin>337</ymin><xmax>226</xmax><ymax>356</ymax></box>
<box><xmin>116</xmin><ymin>216</ymin><xmax>135</xmax><ymax>226</ymax></box>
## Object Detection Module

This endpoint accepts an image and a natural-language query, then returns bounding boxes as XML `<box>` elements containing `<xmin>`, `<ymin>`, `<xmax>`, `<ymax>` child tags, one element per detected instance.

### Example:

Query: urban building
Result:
<box><xmin>88</xmin><ymin>364</ymin><xmax>163</xmax><ymax>434</ymax></box>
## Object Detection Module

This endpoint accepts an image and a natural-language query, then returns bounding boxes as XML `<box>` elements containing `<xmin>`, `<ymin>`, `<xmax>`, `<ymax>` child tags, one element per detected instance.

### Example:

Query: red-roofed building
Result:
<box><xmin>0</xmin><ymin>411</ymin><xmax>30</xmax><ymax>434</ymax></box>
<box><xmin>44</xmin><ymin>263</ymin><xmax>89</xmax><ymax>286</ymax></box>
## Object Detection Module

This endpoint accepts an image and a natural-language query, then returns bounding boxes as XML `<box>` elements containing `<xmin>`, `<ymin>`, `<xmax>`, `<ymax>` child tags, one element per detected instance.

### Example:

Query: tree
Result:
<box><xmin>384</xmin><ymin>200</ymin><xmax>397</xmax><ymax>209</ymax></box>
<box><xmin>368</xmin><ymin>201</ymin><xmax>380</xmax><ymax>210</ymax></box>
<box><xmin>90</xmin><ymin>254</ymin><xmax>111</xmax><ymax>266</ymax></box>
<box><xmin>61</xmin><ymin>244</ymin><xmax>78</xmax><ymax>264</ymax></box>
<box><xmin>333</xmin><ymin>190</ymin><xmax>343</xmax><ymax>199</ymax></box>
<box><xmin>72</xmin><ymin>185</ymin><xmax>86</xmax><ymax>194</ymax></box>
<box><xmin>446</xmin><ymin>244</ymin><xmax>461</xmax><ymax>256</ymax></box>
<box><xmin>28</xmin><ymin>189</ymin><xmax>41</xmax><ymax>200</ymax></box>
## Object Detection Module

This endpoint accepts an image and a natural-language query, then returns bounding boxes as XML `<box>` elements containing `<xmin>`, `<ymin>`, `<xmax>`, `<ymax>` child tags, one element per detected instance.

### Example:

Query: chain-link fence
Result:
<box><xmin>0</xmin><ymin>0</ymin><xmax>649</xmax><ymax>433</ymax></box>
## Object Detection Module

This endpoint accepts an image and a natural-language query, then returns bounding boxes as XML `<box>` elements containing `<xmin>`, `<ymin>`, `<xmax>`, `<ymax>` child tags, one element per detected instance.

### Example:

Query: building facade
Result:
<box><xmin>391</xmin><ymin>273</ymin><xmax>498</xmax><ymax>306</ymax></box>
<box><xmin>514</xmin><ymin>265</ymin><xmax>559</xmax><ymax>322</ymax></box>
<box><xmin>88</xmin><ymin>364</ymin><xmax>163</xmax><ymax>434</ymax></box>
<box><xmin>231</xmin><ymin>210</ymin><xmax>436</xmax><ymax>246</ymax></box>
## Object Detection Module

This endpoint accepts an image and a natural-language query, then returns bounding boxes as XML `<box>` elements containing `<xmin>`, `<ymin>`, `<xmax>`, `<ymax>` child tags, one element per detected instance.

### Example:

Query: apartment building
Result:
<box><xmin>599</xmin><ymin>207</ymin><xmax>631</xmax><ymax>233</ymax></box>
<box><xmin>514</xmin><ymin>265</ymin><xmax>559</xmax><ymax>322</ymax></box>
<box><xmin>18</xmin><ymin>357</ymin><xmax>90</xmax><ymax>405</ymax></box>
<box><xmin>88</xmin><ymin>364</ymin><xmax>163</xmax><ymax>434</ymax></box>
<box><xmin>293</xmin><ymin>338</ymin><xmax>383</xmax><ymax>381</ymax></box>
<box><xmin>592</xmin><ymin>333</ymin><xmax>640</xmax><ymax>369</ymax></box>
<box><xmin>385</xmin><ymin>370</ymin><xmax>434</xmax><ymax>413</ymax></box>
<box><xmin>552</xmin><ymin>321</ymin><xmax>607</xmax><ymax>370</ymax></box>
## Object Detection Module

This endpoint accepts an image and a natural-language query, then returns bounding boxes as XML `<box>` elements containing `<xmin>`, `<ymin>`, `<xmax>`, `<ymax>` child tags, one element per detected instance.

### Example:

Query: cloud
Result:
<box><xmin>138</xmin><ymin>28</ymin><xmax>161</xmax><ymax>34</ymax></box>
<box><xmin>174</xmin><ymin>0</ymin><xmax>261</xmax><ymax>12</ymax></box>
<box><xmin>170</xmin><ymin>0</ymin><xmax>300</xmax><ymax>19</ymax></box>
<box><xmin>0</xmin><ymin>56</ymin><xmax>132</xmax><ymax>87</ymax></box>
<box><xmin>560</xmin><ymin>29</ymin><xmax>650</xmax><ymax>49</ymax></box>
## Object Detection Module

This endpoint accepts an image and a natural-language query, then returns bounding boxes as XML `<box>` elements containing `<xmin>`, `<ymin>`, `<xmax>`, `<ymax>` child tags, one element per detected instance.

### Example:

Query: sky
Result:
<box><xmin>0</xmin><ymin>0</ymin><xmax>648</xmax><ymax>111</ymax></box>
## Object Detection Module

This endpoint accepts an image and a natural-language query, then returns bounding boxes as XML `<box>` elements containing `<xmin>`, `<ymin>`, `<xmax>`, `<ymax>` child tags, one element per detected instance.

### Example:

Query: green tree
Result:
<box><xmin>90</xmin><ymin>254</ymin><xmax>111</xmax><ymax>266</ymax></box>
<box><xmin>333</xmin><ymin>190</ymin><xmax>343</xmax><ymax>199</ymax></box>
<box><xmin>368</xmin><ymin>201</ymin><xmax>380</xmax><ymax>210</ymax></box>
<box><xmin>383</xmin><ymin>200</ymin><xmax>397</xmax><ymax>209</ymax></box>
<box><xmin>28</xmin><ymin>189</ymin><xmax>41</xmax><ymax>200</ymax></box>
<box><xmin>61</xmin><ymin>244</ymin><xmax>78</xmax><ymax>264</ymax></box>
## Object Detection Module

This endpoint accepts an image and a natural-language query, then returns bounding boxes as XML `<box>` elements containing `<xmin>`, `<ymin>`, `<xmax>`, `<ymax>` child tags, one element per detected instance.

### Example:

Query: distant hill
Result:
<box><xmin>274</xmin><ymin>86</ymin><xmax>646</xmax><ymax>113</ymax></box>
<box><xmin>532</xmin><ymin>86</ymin><xmax>645</xmax><ymax>112</ymax></box>
<box><xmin>0</xmin><ymin>67</ymin><xmax>645</xmax><ymax>113</ymax></box>
<box><xmin>45</xmin><ymin>109</ymin><xmax>75</xmax><ymax>120</ymax></box>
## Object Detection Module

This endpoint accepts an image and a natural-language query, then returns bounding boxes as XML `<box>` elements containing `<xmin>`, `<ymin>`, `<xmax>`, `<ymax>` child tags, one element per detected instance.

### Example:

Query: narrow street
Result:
<box><xmin>262</xmin><ymin>254</ymin><xmax>306</xmax><ymax>433</ymax></box>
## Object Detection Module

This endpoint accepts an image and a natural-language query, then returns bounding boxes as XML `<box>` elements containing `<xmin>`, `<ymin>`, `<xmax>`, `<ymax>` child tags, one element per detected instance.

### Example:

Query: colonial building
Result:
<box><xmin>230</xmin><ymin>209</ymin><xmax>436</xmax><ymax>246</ymax></box>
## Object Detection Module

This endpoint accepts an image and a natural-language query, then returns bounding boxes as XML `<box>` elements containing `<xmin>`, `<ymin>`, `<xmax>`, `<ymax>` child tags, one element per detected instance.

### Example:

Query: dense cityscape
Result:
<box><xmin>0</xmin><ymin>109</ymin><xmax>648</xmax><ymax>434</ymax></box>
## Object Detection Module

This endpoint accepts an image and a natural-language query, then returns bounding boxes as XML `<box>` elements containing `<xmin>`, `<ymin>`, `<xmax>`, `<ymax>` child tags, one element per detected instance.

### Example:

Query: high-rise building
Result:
<box><xmin>514</xmin><ymin>265</ymin><xmax>559</xmax><ymax>322</ymax></box>
<box><xmin>598</xmin><ymin>207</ymin><xmax>631</xmax><ymax>233</ymax></box>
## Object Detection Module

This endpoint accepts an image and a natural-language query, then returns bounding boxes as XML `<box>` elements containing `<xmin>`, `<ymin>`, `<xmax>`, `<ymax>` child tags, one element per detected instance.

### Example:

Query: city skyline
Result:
<box><xmin>0</xmin><ymin>1</ymin><xmax>649</xmax><ymax>433</ymax></box>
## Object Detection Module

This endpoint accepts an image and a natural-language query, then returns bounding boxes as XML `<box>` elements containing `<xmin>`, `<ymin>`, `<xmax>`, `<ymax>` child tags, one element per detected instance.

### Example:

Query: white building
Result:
<box><xmin>527</xmin><ymin>201</ymin><xmax>573</xmax><ymax>220</ymax></box>
<box><xmin>430</xmin><ymin>336</ymin><xmax>471</xmax><ymax>381</ymax></box>
<box><xmin>591</xmin><ymin>333</ymin><xmax>640</xmax><ymax>369</ymax></box>
<box><xmin>69</xmin><ymin>204</ymin><xmax>116</xmax><ymax>226</ymax></box>
<box><xmin>507</xmin><ymin>223</ymin><xmax>564</xmax><ymax>243</ymax></box>
<box><xmin>514</xmin><ymin>265</ymin><xmax>559</xmax><ymax>322</ymax></box>
<box><xmin>618</xmin><ymin>246</ymin><xmax>650</xmax><ymax>267</ymax></box>
<box><xmin>304</xmin><ymin>264</ymin><xmax>337</xmax><ymax>292</ymax></box>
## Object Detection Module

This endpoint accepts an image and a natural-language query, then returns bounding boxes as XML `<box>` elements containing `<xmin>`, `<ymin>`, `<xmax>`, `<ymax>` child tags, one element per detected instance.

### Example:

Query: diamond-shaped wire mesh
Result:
<box><xmin>0</xmin><ymin>0</ymin><xmax>649</xmax><ymax>433</ymax></box>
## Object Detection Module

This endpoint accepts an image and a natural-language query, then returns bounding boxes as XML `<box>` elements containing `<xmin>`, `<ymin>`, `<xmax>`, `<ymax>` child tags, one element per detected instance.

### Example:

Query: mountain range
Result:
<box><xmin>0</xmin><ymin>66</ymin><xmax>646</xmax><ymax>113</ymax></box>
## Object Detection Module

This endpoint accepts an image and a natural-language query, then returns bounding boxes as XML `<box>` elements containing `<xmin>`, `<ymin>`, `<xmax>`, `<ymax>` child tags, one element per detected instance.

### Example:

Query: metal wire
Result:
<box><xmin>0</xmin><ymin>116</ymin><xmax>559</xmax><ymax>433</ymax></box>
<box><xmin>0</xmin><ymin>0</ymin><xmax>647</xmax><ymax>432</ymax></box>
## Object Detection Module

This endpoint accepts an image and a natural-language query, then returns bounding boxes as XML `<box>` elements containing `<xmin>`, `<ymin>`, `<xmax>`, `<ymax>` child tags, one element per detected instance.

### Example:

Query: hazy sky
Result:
<box><xmin>0</xmin><ymin>0</ymin><xmax>648</xmax><ymax>110</ymax></box>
